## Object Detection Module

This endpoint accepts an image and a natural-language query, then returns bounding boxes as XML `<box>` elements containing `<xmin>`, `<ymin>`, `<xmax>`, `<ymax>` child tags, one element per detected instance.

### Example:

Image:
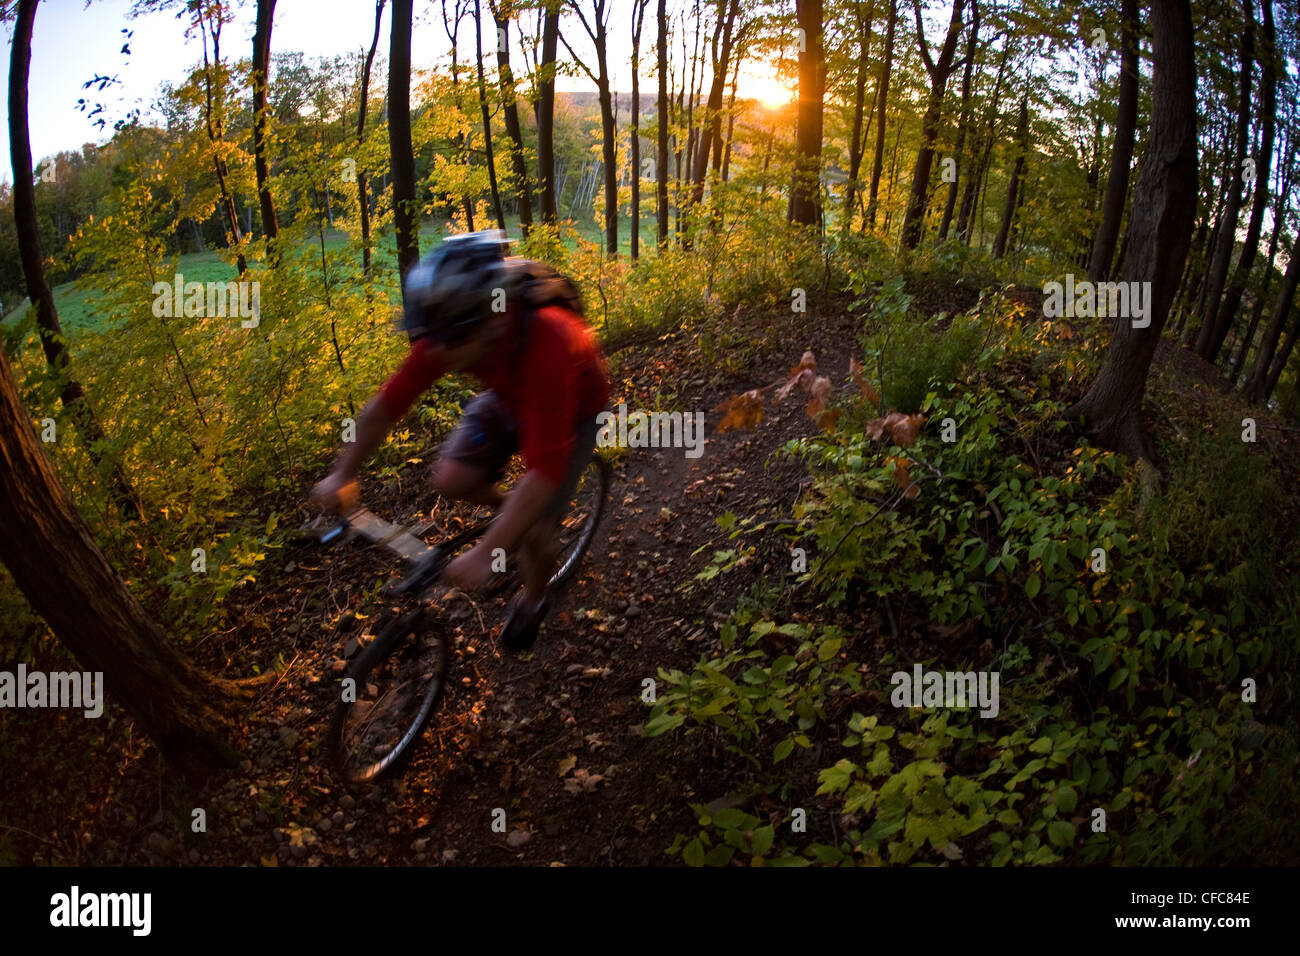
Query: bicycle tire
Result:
<box><xmin>325</xmin><ymin>604</ymin><xmax>450</xmax><ymax>785</ymax></box>
<box><xmin>549</xmin><ymin>453</ymin><xmax>611</xmax><ymax>592</ymax></box>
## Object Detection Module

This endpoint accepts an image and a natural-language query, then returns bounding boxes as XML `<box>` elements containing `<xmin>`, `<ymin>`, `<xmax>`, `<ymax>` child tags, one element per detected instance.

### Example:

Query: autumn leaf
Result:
<box><xmin>886</xmin><ymin>456</ymin><xmax>920</xmax><ymax>499</ymax></box>
<box><xmin>866</xmin><ymin>411</ymin><xmax>927</xmax><ymax>447</ymax></box>
<box><xmin>805</xmin><ymin>375</ymin><xmax>832</xmax><ymax>416</ymax></box>
<box><xmin>778</xmin><ymin>350</ymin><xmax>818</xmax><ymax>399</ymax></box>
<box><xmin>557</xmin><ymin>754</ymin><xmax>577</xmax><ymax>778</ymax></box>
<box><xmin>849</xmin><ymin>357</ymin><xmax>880</xmax><ymax>404</ymax></box>
<box><xmin>717</xmin><ymin>389</ymin><xmax>765</xmax><ymax>431</ymax></box>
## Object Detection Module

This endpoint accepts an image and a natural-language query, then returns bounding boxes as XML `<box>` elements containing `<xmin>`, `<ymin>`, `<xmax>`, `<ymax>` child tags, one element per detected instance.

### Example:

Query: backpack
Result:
<box><xmin>507</xmin><ymin>259</ymin><xmax>585</xmax><ymax>370</ymax></box>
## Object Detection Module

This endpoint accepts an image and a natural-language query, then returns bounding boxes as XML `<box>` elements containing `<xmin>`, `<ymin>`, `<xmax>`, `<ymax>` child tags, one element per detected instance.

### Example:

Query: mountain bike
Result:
<box><xmin>312</xmin><ymin>453</ymin><xmax>611</xmax><ymax>785</ymax></box>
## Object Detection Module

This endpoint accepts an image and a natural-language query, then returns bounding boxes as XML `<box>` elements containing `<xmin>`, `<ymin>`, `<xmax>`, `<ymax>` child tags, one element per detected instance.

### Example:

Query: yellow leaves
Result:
<box><xmin>717</xmin><ymin>389</ymin><xmax>765</xmax><ymax>432</ymax></box>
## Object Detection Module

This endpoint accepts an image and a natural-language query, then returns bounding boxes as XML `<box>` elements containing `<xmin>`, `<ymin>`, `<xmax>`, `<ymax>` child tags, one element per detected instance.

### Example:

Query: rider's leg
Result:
<box><xmin>432</xmin><ymin>391</ymin><xmax>515</xmax><ymax>509</ymax></box>
<box><xmin>515</xmin><ymin>414</ymin><xmax>601</xmax><ymax>604</ymax></box>
<box><xmin>431</xmin><ymin>458</ymin><xmax>503</xmax><ymax>508</ymax></box>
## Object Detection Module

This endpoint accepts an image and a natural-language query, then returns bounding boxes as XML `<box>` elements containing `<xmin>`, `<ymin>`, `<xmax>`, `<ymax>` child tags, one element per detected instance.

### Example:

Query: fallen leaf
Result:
<box><xmin>557</xmin><ymin>754</ymin><xmax>577</xmax><ymax>777</ymax></box>
<box><xmin>717</xmin><ymin>390</ymin><xmax>765</xmax><ymax>431</ymax></box>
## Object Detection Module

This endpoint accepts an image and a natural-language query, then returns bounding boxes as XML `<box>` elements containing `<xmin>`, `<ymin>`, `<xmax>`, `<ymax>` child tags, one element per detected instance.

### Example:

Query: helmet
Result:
<box><xmin>401</xmin><ymin>229</ymin><xmax>512</xmax><ymax>344</ymax></box>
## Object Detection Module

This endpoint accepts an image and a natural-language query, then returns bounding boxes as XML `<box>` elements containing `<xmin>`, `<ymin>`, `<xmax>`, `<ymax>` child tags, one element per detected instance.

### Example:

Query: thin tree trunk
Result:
<box><xmin>537</xmin><ymin>2</ymin><xmax>560</xmax><ymax>224</ymax></box>
<box><xmin>1065</xmin><ymin>0</ymin><xmax>1198</xmax><ymax>462</ymax></box>
<box><xmin>631</xmin><ymin>0</ymin><xmax>648</xmax><ymax>258</ymax></box>
<box><xmin>495</xmin><ymin>9</ymin><xmax>534</xmax><ymax>235</ymax></box>
<box><xmin>474</xmin><ymin>0</ymin><xmax>507</xmax><ymax>230</ymax></box>
<box><xmin>1212</xmin><ymin>0</ymin><xmax>1276</xmax><ymax>364</ymax></box>
<box><xmin>900</xmin><ymin>0</ymin><xmax>966</xmax><ymax>249</ymax></box>
<box><xmin>656</xmin><ymin>0</ymin><xmax>670</xmax><ymax>246</ymax></box>
<box><xmin>390</xmin><ymin>0</ymin><xmax>419</xmax><ymax>280</ymax></box>
<box><xmin>843</xmin><ymin>1</ymin><xmax>874</xmax><ymax>235</ymax></box>
<box><xmin>251</xmin><ymin>0</ymin><xmax>280</xmax><ymax>247</ymax></box>
<box><xmin>1244</xmin><ymin>236</ymin><xmax>1300</xmax><ymax>402</ymax></box>
<box><xmin>1087</xmin><ymin>0</ymin><xmax>1138</xmax><ymax>281</ymax></box>
<box><xmin>938</xmin><ymin>0</ymin><xmax>977</xmax><ymax>241</ymax></box>
<box><xmin>1195</xmin><ymin>3</ymin><xmax>1255</xmax><ymax>359</ymax></box>
<box><xmin>992</xmin><ymin>90</ymin><xmax>1028</xmax><ymax>259</ymax></box>
<box><xmin>789</xmin><ymin>0</ymin><xmax>824</xmax><ymax>226</ymax></box>
<box><xmin>867</xmin><ymin>0</ymin><xmax>896</xmax><ymax>228</ymax></box>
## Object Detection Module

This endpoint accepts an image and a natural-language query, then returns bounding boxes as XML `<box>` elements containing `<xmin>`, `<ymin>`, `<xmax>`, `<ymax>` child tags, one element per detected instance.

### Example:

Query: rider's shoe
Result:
<box><xmin>501</xmin><ymin>592</ymin><xmax>550</xmax><ymax>650</ymax></box>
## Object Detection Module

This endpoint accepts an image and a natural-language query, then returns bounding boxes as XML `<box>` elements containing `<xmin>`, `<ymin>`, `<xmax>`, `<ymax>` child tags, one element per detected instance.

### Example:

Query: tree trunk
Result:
<box><xmin>537</xmin><ymin>2</ymin><xmax>560</xmax><ymax>224</ymax></box>
<box><xmin>1262</xmin><ymin>306</ymin><xmax>1300</xmax><ymax>400</ymax></box>
<box><xmin>689</xmin><ymin>0</ymin><xmax>741</xmax><ymax>210</ymax></box>
<box><xmin>198</xmin><ymin>11</ymin><xmax>247</xmax><ymax>276</ymax></box>
<box><xmin>495</xmin><ymin>11</ymin><xmax>534</xmax><ymax>236</ymax></box>
<box><xmin>1194</xmin><ymin>4</ymin><xmax>1254</xmax><ymax>360</ymax></box>
<box><xmin>957</xmin><ymin>36</ymin><xmax>1009</xmax><ymax>242</ymax></box>
<box><xmin>656</xmin><ymin>0</ymin><xmax>670</xmax><ymax>246</ymax></box>
<box><xmin>938</xmin><ymin>0</ymin><xmax>977</xmax><ymax>241</ymax></box>
<box><xmin>251</xmin><ymin>0</ymin><xmax>280</xmax><ymax>246</ymax></box>
<box><xmin>789</xmin><ymin>0</ymin><xmax>823</xmax><ymax>226</ymax></box>
<box><xmin>1211</xmin><ymin>0</ymin><xmax>1276</xmax><ymax>364</ymax></box>
<box><xmin>1087</xmin><ymin>0</ymin><xmax>1138</xmax><ymax>281</ymax></box>
<box><xmin>357</xmin><ymin>0</ymin><xmax>386</xmax><ymax>279</ymax></box>
<box><xmin>631</xmin><ymin>0</ymin><xmax>648</xmax><ymax>258</ymax></box>
<box><xmin>390</xmin><ymin>0</ymin><xmax>419</xmax><ymax>281</ymax></box>
<box><xmin>991</xmin><ymin>90</ymin><xmax>1028</xmax><ymax>260</ymax></box>
<box><xmin>0</xmin><ymin>343</ymin><xmax>242</xmax><ymax>781</ymax></box>
<box><xmin>843</xmin><ymin>2</ymin><xmax>874</xmax><ymax>235</ymax></box>
<box><xmin>1232</xmin><ymin>132</ymin><xmax>1291</xmax><ymax>384</ymax></box>
<box><xmin>867</xmin><ymin>0</ymin><xmax>896</xmax><ymax>228</ymax></box>
<box><xmin>1065</xmin><ymin>0</ymin><xmax>1198</xmax><ymax>463</ymax></box>
<box><xmin>1244</xmin><ymin>236</ymin><xmax>1300</xmax><ymax>403</ymax></box>
<box><xmin>474</xmin><ymin>0</ymin><xmax>507</xmax><ymax>230</ymax></box>
<box><xmin>900</xmin><ymin>0</ymin><xmax>966</xmax><ymax>249</ymax></box>
<box><xmin>8</xmin><ymin>0</ymin><xmax>139</xmax><ymax>520</ymax></box>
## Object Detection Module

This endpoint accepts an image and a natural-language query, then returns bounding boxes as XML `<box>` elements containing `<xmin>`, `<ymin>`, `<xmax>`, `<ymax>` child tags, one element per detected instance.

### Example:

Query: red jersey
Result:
<box><xmin>378</xmin><ymin>304</ymin><xmax>610</xmax><ymax>484</ymax></box>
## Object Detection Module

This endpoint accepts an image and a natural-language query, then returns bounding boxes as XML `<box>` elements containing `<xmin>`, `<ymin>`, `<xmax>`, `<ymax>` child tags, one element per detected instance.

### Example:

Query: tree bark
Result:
<box><xmin>389</xmin><ymin>0</ymin><xmax>419</xmax><ymax>281</ymax></box>
<box><xmin>8</xmin><ymin>0</ymin><xmax>140</xmax><ymax>519</ymax></box>
<box><xmin>1244</xmin><ymin>235</ymin><xmax>1300</xmax><ymax>403</ymax></box>
<box><xmin>251</xmin><ymin>0</ymin><xmax>280</xmax><ymax>246</ymax></box>
<box><xmin>1087</xmin><ymin>0</ymin><xmax>1138</xmax><ymax>281</ymax></box>
<box><xmin>900</xmin><ymin>0</ymin><xmax>965</xmax><ymax>249</ymax></box>
<box><xmin>867</xmin><ymin>0</ymin><xmax>896</xmax><ymax>228</ymax></box>
<box><xmin>537</xmin><ymin>1</ymin><xmax>561</xmax><ymax>224</ymax></box>
<box><xmin>656</xmin><ymin>0</ymin><xmax>670</xmax><ymax>247</ymax></box>
<box><xmin>1194</xmin><ymin>2</ymin><xmax>1255</xmax><ymax>360</ymax></box>
<box><xmin>631</xmin><ymin>0</ymin><xmax>649</xmax><ymax>258</ymax></box>
<box><xmin>495</xmin><ymin>8</ymin><xmax>534</xmax><ymax>235</ymax></box>
<box><xmin>562</xmin><ymin>0</ymin><xmax>617</xmax><ymax>255</ymax></box>
<box><xmin>789</xmin><ymin>0</ymin><xmax>824</xmax><ymax>226</ymax></box>
<box><xmin>991</xmin><ymin>90</ymin><xmax>1028</xmax><ymax>259</ymax></box>
<box><xmin>474</xmin><ymin>0</ymin><xmax>508</xmax><ymax>230</ymax></box>
<box><xmin>1065</xmin><ymin>0</ymin><xmax>1198</xmax><ymax>463</ymax></box>
<box><xmin>937</xmin><ymin>0</ymin><xmax>977</xmax><ymax>241</ymax></box>
<box><xmin>1211</xmin><ymin>0</ymin><xmax>1276</xmax><ymax>364</ymax></box>
<box><xmin>0</xmin><ymin>342</ymin><xmax>242</xmax><ymax>781</ymax></box>
<box><xmin>843</xmin><ymin>1</ymin><xmax>875</xmax><ymax>235</ymax></box>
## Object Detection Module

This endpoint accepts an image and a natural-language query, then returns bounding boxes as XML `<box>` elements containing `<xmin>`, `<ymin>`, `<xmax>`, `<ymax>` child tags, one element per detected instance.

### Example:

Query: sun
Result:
<box><xmin>740</xmin><ymin>65</ymin><xmax>793</xmax><ymax>110</ymax></box>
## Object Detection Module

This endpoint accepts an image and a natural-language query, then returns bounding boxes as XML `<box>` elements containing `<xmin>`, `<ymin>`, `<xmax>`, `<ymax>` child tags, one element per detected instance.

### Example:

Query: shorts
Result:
<box><xmin>440</xmin><ymin>390</ymin><xmax>600</xmax><ymax>523</ymax></box>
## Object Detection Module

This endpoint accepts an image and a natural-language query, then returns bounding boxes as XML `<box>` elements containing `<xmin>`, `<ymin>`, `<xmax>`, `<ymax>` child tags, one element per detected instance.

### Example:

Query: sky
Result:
<box><xmin>1</xmin><ymin>0</ymin><xmax>792</xmax><ymax>186</ymax></box>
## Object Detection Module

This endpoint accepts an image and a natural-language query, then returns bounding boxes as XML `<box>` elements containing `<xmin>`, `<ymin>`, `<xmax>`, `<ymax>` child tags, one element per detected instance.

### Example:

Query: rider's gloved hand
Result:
<box><xmin>310</xmin><ymin>471</ymin><xmax>361</xmax><ymax>516</ymax></box>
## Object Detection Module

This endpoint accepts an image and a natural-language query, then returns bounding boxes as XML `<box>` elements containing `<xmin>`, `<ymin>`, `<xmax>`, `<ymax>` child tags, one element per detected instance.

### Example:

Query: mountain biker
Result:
<box><xmin>310</xmin><ymin>230</ymin><xmax>609</xmax><ymax>649</ymax></box>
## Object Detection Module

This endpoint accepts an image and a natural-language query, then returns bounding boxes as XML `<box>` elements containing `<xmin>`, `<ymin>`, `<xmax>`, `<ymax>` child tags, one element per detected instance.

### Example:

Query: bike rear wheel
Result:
<box><xmin>549</xmin><ymin>453</ymin><xmax>611</xmax><ymax>591</ymax></box>
<box><xmin>326</xmin><ymin>604</ymin><xmax>450</xmax><ymax>785</ymax></box>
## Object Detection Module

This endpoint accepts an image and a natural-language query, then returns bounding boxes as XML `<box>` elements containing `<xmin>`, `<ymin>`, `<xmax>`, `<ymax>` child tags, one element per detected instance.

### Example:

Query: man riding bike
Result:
<box><xmin>310</xmin><ymin>230</ymin><xmax>610</xmax><ymax>649</ymax></box>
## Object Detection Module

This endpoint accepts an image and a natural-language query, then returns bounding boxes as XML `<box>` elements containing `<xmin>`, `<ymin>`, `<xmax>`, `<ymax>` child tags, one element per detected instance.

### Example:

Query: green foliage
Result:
<box><xmin>648</xmin><ymin>294</ymin><xmax>1300</xmax><ymax>866</ymax></box>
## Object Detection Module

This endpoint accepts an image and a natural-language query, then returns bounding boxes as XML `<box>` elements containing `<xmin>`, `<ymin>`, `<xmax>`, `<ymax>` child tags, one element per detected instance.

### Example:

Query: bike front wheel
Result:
<box><xmin>325</xmin><ymin>604</ymin><xmax>450</xmax><ymax>785</ymax></box>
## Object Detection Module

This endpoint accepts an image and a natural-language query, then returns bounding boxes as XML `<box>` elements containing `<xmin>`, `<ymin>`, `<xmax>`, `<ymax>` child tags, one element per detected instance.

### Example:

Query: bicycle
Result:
<box><xmin>312</xmin><ymin>452</ymin><xmax>611</xmax><ymax>785</ymax></box>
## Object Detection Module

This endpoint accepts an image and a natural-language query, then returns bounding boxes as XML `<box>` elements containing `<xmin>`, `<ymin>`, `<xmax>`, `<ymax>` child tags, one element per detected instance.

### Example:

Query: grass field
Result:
<box><xmin>1</xmin><ymin>214</ymin><xmax>661</xmax><ymax>336</ymax></box>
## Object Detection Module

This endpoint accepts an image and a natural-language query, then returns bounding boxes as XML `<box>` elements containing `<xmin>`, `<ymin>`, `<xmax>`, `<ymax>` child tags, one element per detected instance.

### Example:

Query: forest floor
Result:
<box><xmin>2</xmin><ymin>278</ymin><xmax>1287</xmax><ymax>867</ymax></box>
